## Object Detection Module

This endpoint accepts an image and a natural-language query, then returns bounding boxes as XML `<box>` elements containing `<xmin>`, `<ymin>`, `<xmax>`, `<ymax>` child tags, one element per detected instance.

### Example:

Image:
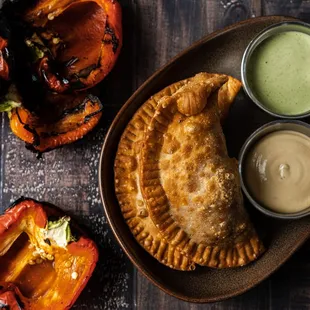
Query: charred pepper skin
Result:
<box><xmin>24</xmin><ymin>0</ymin><xmax>123</xmax><ymax>92</ymax></box>
<box><xmin>9</xmin><ymin>93</ymin><xmax>103</xmax><ymax>153</ymax></box>
<box><xmin>0</xmin><ymin>37</ymin><xmax>9</xmax><ymax>81</ymax></box>
<box><xmin>0</xmin><ymin>283</ymin><xmax>28</xmax><ymax>310</ymax></box>
<box><xmin>0</xmin><ymin>14</ymin><xmax>13</xmax><ymax>98</ymax></box>
<box><xmin>0</xmin><ymin>198</ymin><xmax>99</xmax><ymax>310</ymax></box>
<box><xmin>0</xmin><ymin>0</ymin><xmax>122</xmax><ymax>153</ymax></box>
<box><xmin>39</xmin><ymin>57</ymin><xmax>70</xmax><ymax>93</ymax></box>
<box><xmin>0</xmin><ymin>13</ymin><xmax>12</xmax><ymax>82</ymax></box>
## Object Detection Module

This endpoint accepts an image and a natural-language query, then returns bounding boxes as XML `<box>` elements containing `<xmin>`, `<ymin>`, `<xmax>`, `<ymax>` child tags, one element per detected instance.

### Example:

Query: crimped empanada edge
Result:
<box><xmin>114</xmin><ymin>77</ymin><xmax>198</xmax><ymax>271</ymax></box>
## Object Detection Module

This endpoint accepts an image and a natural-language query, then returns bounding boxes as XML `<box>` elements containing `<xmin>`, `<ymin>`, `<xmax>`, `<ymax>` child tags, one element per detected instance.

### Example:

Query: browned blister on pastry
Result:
<box><xmin>140</xmin><ymin>73</ymin><xmax>264</xmax><ymax>268</ymax></box>
<box><xmin>114</xmin><ymin>77</ymin><xmax>197</xmax><ymax>271</ymax></box>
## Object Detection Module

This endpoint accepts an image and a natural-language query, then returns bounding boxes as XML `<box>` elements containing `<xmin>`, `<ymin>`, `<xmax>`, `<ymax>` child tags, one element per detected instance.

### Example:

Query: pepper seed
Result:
<box><xmin>65</xmin><ymin>261</ymin><xmax>72</xmax><ymax>268</ymax></box>
<box><xmin>36</xmin><ymin>258</ymin><xmax>43</xmax><ymax>264</ymax></box>
<box><xmin>71</xmin><ymin>272</ymin><xmax>78</xmax><ymax>280</ymax></box>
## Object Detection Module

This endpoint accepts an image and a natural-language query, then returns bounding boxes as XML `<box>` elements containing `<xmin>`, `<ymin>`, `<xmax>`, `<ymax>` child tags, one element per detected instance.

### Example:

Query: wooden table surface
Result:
<box><xmin>0</xmin><ymin>0</ymin><xmax>310</xmax><ymax>309</ymax></box>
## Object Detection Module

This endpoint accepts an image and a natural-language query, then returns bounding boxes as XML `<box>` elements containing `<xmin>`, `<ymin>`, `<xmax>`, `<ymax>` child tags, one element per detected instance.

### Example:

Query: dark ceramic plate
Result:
<box><xmin>99</xmin><ymin>16</ymin><xmax>310</xmax><ymax>303</ymax></box>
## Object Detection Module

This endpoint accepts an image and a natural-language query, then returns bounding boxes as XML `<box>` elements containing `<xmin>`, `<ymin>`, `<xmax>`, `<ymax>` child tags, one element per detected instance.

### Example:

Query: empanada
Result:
<box><xmin>140</xmin><ymin>73</ymin><xmax>264</xmax><ymax>268</ymax></box>
<box><xmin>115</xmin><ymin>77</ymin><xmax>198</xmax><ymax>270</ymax></box>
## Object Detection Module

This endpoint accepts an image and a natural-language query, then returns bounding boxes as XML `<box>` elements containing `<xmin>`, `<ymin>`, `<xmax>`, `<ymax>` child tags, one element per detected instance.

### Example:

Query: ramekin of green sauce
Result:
<box><xmin>241</xmin><ymin>21</ymin><xmax>310</xmax><ymax>118</ymax></box>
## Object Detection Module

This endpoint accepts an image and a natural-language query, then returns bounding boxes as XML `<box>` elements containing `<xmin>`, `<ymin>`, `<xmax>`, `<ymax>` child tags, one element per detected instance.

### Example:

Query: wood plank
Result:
<box><xmin>263</xmin><ymin>0</ymin><xmax>310</xmax><ymax>21</ymax></box>
<box><xmin>134</xmin><ymin>0</ymin><xmax>208</xmax><ymax>87</ymax></box>
<box><xmin>251</xmin><ymin>0</ymin><xmax>263</xmax><ymax>17</ymax></box>
<box><xmin>268</xmin><ymin>241</ymin><xmax>310</xmax><ymax>310</ymax></box>
<box><xmin>206</xmin><ymin>0</ymin><xmax>262</xmax><ymax>30</ymax></box>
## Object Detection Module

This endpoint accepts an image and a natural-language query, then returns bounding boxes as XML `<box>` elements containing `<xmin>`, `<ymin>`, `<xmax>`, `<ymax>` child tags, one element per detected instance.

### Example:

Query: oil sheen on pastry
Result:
<box><xmin>140</xmin><ymin>73</ymin><xmax>264</xmax><ymax>268</ymax></box>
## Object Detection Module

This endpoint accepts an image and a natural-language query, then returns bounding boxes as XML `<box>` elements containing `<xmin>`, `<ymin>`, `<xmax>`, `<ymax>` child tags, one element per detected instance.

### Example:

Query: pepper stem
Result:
<box><xmin>0</xmin><ymin>85</ymin><xmax>21</xmax><ymax>113</ymax></box>
<box><xmin>45</xmin><ymin>216</ymin><xmax>76</xmax><ymax>248</ymax></box>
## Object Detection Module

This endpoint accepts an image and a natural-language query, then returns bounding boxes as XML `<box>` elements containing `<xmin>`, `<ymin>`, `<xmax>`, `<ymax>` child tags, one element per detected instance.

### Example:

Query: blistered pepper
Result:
<box><xmin>8</xmin><ymin>93</ymin><xmax>103</xmax><ymax>153</ymax></box>
<box><xmin>0</xmin><ymin>37</ymin><xmax>9</xmax><ymax>81</ymax></box>
<box><xmin>24</xmin><ymin>0</ymin><xmax>122</xmax><ymax>91</ymax></box>
<box><xmin>0</xmin><ymin>0</ymin><xmax>114</xmax><ymax>153</ymax></box>
<box><xmin>0</xmin><ymin>198</ymin><xmax>99</xmax><ymax>310</ymax></box>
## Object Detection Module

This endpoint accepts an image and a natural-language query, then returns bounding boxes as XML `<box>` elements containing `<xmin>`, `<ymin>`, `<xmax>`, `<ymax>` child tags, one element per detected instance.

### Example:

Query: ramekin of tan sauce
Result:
<box><xmin>244</xmin><ymin>130</ymin><xmax>310</xmax><ymax>214</ymax></box>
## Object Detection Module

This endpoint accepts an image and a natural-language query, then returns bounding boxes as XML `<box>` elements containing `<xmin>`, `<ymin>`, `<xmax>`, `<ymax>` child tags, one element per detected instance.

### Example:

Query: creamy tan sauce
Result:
<box><xmin>245</xmin><ymin>130</ymin><xmax>310</xmax><ymax>213</ymax></box>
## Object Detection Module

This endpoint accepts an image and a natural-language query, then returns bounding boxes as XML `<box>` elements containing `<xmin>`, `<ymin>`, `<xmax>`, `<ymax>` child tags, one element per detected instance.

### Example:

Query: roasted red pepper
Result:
<box><xmin>0</xmin><ymin>37</ymin><xmax>9</xmax><ymax>81</ymax></box>
<box><xmin>0</xmin><ymin>0</ymin><xmax>121</xmax><ymax>153</ymax></box>
<box><xmin>24</xmin><ymin>0</ymin><xmax>122</xmax><ymax>91</ymax></box>
<box><xmin>0</xmin><ymin>13</ymin><xmax>12</xmax><ymax>96</ymax></box>
<box><xmin>0</xmin><ymin>283</ymin><xmax>29</xmax><ymax>309</ymax></box>
<box><xmin>0</xmin><ymin>198</ymin><xmax>99</xmax><ymax>310</ymax></box>
<box><xmin>9</xmin><ymin>93</ymin><xmax>103</xmax><ymax>153</ymax></box>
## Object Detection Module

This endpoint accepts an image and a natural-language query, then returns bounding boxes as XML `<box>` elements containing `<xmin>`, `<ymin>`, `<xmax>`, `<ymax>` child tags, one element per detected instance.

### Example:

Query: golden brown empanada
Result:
<box><xmin>114</xmin><ymin>77</ymin><xmax>198</xmax><ymax>270</ymax></box>
<box><xmin>140</xmin><ymin>74</ymin><xmax>264</xmax><ymax>268</ymax></box>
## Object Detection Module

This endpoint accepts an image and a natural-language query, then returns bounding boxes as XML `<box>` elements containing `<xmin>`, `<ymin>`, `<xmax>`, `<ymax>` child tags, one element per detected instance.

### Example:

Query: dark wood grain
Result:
<box><xmin>263</xmin><ymin>0</ymin><xmax>310</xmax><ymax>21</ymax></box>
<box><xmin>0</xmin><ymin>0</ymin><xmax>309</xmax><ymax>309</ymax></box>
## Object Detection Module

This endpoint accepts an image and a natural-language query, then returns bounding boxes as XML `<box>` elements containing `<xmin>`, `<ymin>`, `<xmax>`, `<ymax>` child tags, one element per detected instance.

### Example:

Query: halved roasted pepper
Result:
<box><xmin>0</xmin><ymin>197</ymin><xmax>99</xmax><ymax>310</ymax></box>
<box><xmin>23</xmin><ymin>0</ymin><xmax>122</xmax><ymax>91</ymax></box>
<box><xmin>9</xmin><ymin>93</ymin><xmax>103</xmax><ymax>153</ymax></box>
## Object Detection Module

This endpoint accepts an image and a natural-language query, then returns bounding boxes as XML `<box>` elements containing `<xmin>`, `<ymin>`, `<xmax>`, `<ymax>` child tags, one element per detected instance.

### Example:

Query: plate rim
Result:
<box><xmin>98</xmin><ymin>15</ymin><xmax>306</xmax><ymax>303</ymax></box>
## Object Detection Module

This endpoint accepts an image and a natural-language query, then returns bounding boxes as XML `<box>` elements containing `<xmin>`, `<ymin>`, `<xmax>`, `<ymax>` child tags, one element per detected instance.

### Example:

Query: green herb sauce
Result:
<box><xmin>248</xmin><ymin>31</ymin><xmax>310</xmax><ymax>115</ymax></box>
